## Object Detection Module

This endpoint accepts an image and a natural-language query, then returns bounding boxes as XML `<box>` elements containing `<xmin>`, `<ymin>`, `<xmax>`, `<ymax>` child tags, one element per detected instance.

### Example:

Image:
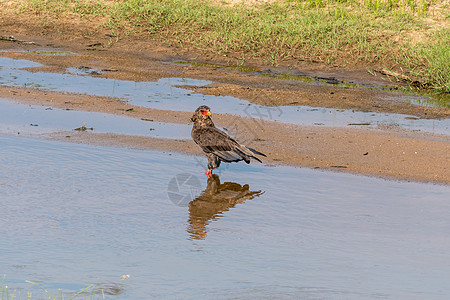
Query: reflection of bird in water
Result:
<box><xmin>191</xmin><ymin>105</ymin><xmax>266</xmax><ymax>178</ymax></box>
<box><xmin>187</xmin><ymin>174</ymin><xmax>264</xmax><ymax>240</ymax></box>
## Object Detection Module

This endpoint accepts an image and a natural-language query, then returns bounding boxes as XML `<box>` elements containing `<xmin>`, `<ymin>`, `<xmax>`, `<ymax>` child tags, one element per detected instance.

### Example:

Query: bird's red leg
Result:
<box><xmin>204</xmin><ymin>169</ymin><xmax>212</xmax><ymax>178</ymax></box>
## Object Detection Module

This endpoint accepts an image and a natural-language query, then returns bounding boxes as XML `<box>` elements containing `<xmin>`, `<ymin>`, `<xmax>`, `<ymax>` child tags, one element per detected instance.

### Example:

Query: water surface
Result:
<box><xmin>0</xmin><ymin>99</ymin><xmax>191</xmax><ymax>139</ymax></box>
<box><xmin>1</xmin><ymin>135</ymin><xmax>449</xmax><ymax>299</ymax></box>
<box><xmin>1</xmin><ymin>56</ymin><xmax>448</xmax><ymax>134</ymax></box>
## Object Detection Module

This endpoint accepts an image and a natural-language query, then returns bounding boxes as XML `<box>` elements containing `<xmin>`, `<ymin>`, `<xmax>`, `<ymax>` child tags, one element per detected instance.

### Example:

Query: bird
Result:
<box><xmin>191</xmin><ymin>105</ymin><xmax>266</xmax><ymax>177</ymax></box>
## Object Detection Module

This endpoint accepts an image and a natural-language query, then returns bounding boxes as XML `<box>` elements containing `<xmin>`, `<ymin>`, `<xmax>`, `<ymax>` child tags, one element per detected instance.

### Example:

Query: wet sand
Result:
<box><xmin>0</xmin><ymin>26</ymin><xmax>449</xmax><ymax>184</ymax></box>
<box><xmin>1</xmin><ymin>86</ymin><xmax>448</xmax><ymax>184</ymax></box>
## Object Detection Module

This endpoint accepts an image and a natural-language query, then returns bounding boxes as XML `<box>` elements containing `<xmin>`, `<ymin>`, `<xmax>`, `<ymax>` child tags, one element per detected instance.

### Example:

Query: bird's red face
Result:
<box><xmin>191</xmin><ymin>106</ymin><xmax>212</xmax><ymax>123</ymax></box>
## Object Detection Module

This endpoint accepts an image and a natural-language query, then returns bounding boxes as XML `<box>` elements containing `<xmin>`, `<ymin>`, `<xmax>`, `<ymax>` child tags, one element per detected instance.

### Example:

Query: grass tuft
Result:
<box><xmin>1</xmin><ymin>276</ymin><xmax>99</xmax><ymax>300</ymax></box>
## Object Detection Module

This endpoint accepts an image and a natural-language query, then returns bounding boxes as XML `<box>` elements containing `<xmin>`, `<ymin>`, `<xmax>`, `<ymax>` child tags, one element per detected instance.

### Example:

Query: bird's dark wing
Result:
<box><xmin>192</xmin><ymin>127</ymin><xmax>256</xmax><ymax>163</ymax></box>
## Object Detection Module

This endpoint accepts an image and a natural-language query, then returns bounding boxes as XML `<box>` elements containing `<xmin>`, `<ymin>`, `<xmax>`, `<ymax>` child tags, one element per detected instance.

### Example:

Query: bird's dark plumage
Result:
<box><xmin>191</xmin><ymin>105</ymin><xmax>266</xmax><ymax>176</ymax></box>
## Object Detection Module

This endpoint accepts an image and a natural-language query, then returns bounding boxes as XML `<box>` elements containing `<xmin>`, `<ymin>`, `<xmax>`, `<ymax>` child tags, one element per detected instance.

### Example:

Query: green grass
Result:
<box><xmin>0</xmin><ymin>276</ymin><xmax>107</xmax><ymax>300</ymax></box>
<box><xmin>398</xmin><ymin>28</ymin><xmax>450</xmax><ymax>91</ymax></box>
<box><xmin>6</xmin><ymin>0</ymin><xmax>450</xmax><ymax>91</ymax></box>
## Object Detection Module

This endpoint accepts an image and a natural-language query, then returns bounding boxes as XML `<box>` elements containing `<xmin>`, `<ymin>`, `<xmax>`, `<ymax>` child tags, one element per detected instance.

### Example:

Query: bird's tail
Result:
<box><xmin>247</xmin><ymin>147</ymin><xmax>267</xmax><ymax>157</ymax></box>
<box><xmin>239</xmin><ymin>145</ymin><xmax>266</xmax><ymax>163</ymax></box>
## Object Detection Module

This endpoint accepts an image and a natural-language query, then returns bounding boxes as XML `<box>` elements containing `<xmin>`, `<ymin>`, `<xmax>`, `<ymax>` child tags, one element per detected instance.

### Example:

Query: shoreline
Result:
<box><xmin>0</xmin><ymin>28</ymin><xmax>448</xmax><ymax>185</ymax></box>
<box><xmin>1</xmin><ymin>86</ymin><xmax>448</xmax><ymax>184</ymax></box>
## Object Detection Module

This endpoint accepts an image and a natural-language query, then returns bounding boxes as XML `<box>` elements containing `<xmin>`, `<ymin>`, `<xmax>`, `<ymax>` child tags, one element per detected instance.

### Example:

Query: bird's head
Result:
<box><xmin>191</xmin><ymin>105</ymin><xmax>212</xmax><ymax>122</ymax></box>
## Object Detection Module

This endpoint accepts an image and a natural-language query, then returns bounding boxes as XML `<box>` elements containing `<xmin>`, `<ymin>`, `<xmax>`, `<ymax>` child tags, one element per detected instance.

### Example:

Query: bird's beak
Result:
<box><xmin>203</xmin><ymin>110</ymin><xmax>211</xmax><ymax>116</ymax></box>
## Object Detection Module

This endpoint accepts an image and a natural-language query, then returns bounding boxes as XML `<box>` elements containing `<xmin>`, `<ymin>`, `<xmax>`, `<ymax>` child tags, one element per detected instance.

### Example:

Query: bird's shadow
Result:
<box><xmin>187</xmin><ymin>174</ymin><xmax>264</xmax><ymax>240</ymax></box>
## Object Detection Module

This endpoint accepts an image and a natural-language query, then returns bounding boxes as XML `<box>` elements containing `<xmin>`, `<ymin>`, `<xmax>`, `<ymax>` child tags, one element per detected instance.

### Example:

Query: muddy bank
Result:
<box><xmin>1</xmin><ymin>86</ymin><xmax>449</xmax><ymax>184</ymax></box>
<box><xmin>45</xmin><ymin>129</ymin><xmax>449</xmax><ymax>185</ymax></box>
<box><xmin>0</xmin><ymin>26</ymin><xmax>449</xmax><ymax>184</ymax></box>
<box><xmin>1</xmin><ymin>45</ymin><xmax>448</xmax><ymax>119</ymax></box>
<box><xmin>0</xmin><ymin>22</ymin><xmax>449</xmax><ymax>118</ymax></box>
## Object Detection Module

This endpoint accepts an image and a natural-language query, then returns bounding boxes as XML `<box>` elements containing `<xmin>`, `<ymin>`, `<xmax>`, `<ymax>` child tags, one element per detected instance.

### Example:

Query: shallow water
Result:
<box><xmin>1</xmin><ymin>56</ymin><xmax>448</xmax><ymax>135</ymax></box>
<box><xmin>0</xmin><ymin>99</ymin><xmax>191</xmax><ymax>139</ymax></box>
<box><xmin>1</xmin><ymin>135</ymin><xmax>449</xmax><ymax>299</ymax></box>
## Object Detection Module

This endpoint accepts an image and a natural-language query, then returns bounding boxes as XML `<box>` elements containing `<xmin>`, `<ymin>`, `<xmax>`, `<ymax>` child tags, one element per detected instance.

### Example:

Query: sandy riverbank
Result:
<box><xmin>0</xmin><ymin>25</ymin><xmax>448</xmax><ymax>184</ymax></box>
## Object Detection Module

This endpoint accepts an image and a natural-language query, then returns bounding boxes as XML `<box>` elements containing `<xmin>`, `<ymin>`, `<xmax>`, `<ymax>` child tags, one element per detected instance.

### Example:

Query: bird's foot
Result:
<box><xmin>204</xmin><ymin>169</ymin><xmax>212</xmax><ymax>178</ymax></box>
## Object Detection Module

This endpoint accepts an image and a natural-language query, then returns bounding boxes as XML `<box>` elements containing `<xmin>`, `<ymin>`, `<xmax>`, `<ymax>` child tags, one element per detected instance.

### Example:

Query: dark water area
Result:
<box><xmin>1</xmin><ymin>135</ymin><xmax>449</xmax><ymax>299</ymax></box>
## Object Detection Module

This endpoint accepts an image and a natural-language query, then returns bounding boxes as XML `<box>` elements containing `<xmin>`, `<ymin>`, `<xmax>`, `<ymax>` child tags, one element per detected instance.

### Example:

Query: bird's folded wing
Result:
<box><xmin>193</xmin><ymin>127</ymin><xmax>250</xmax><ymax>162</ymax></box>
<box><xmin>192</xmin><ymin>127</ymin><xmax>238</xmax><ymax>148</ymax></box>
<box><xmin>202</xmin><ymin>146</ymin><xmax>248</xmax><ymax>162</ymax></box>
